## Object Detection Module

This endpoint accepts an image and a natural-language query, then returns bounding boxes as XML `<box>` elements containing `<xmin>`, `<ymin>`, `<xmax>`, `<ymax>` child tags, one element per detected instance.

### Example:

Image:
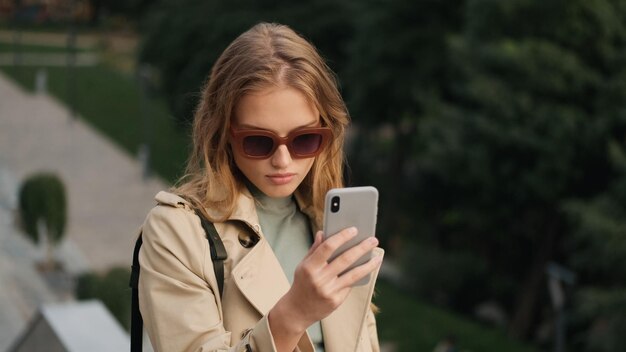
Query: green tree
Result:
<box><xmin>342</xmin><ymin>0</ymin><xmax>464</xmax><ymax>248</ymax></box>
<box><xmin>18</xmin><ymin>173</ymin><xmax>67</xmax><ymax>270</ymax></box>
<box><xmin>563</xmin><ymin>141</ymin><xmax>626</xmax><ymax>351</ymax></box>
<box><xmin>411</xmin><ymin>0</ymin><xmax>626</xmax><ymax>342</ymax></box>
<box><xmin>139</xmin><ymin>0</ymin><xmax>352</xmax><ymax>128</ymax></box>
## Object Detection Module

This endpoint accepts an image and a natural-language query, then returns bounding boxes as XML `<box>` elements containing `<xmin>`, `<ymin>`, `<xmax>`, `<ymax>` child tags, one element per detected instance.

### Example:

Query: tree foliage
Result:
<box><xmin>18</xmin><ymin>173</ymin><xmax>67</xmax><ymax>246</ymax></box>
<box><xmin>137</xmin><ymin>0</ymin><xmax>626</xmax><ymax>349</ymax></box>
<box><xmin>75</xmin><ymin>267</ymin><xmax>132</xmax><ymax>330</ymax></box>
<box><xmin>138</xmin><ymin>0</ymin><xmax>352</xmax><ymax>128</ymax></box>
<box><xmin>410</xmin><ymin>0</ymin><xmax>626</xmax><ymax>344</ymax></box>
<box><xmin>563</xmin><ymin>141</ymin><xmax>626</xmax><ymax>351</ymax></box>
<box><xmin>341</xmin><ymin>0</ymin><xmax>464</xmax><ymax>250</ymax></box>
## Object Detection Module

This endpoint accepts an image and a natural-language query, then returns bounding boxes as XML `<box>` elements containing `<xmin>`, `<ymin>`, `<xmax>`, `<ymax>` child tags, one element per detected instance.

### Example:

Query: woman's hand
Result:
<box><xmin>268</xmin><ymin>227</ymin><xmax>382</xmax><ymax>351</ymax></box>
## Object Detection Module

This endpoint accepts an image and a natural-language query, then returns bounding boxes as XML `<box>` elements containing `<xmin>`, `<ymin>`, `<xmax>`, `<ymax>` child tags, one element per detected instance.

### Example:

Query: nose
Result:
<box><xmin>270</xmin><ymin>144</ymin><xmax>292</xmax><ymax>169</ymax></box>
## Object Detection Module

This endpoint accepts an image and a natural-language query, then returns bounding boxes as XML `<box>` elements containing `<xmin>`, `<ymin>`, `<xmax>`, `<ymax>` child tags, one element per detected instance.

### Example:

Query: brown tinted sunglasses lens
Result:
<box><xmin>242</xmin><ymin>135</ymin><xmax>275</xmax><ymax>156</ymax></box>
<box><xmin>232</xmin><ymin>127</ymin><xmax>332</xmax><ymax>158</ymax></box>
<box><xmin>242</xmin><ymin>131</ymin><xmax>325</xmax><ymax>157</ymax></box>
<box><xmin>290</xmin><ymin>132</ymin><xmax>324</xmax><ymax>156</ymax></box>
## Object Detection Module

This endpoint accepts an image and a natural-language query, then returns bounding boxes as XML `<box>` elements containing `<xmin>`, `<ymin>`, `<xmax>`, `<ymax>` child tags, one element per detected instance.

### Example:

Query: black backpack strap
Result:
<box><xmin>129</xmin><ymin>211</ymin><xmax>227</xmax><ymax>352</ymax></box>
<box><xmin>129</xmin><ymin>234</ymin><xmax>143</xmax><ymax>352</ymax></box>
<box><xmin>195</xmin><ymin>209</ymin><xmax>227</xmax><ymax>298</ymax></box>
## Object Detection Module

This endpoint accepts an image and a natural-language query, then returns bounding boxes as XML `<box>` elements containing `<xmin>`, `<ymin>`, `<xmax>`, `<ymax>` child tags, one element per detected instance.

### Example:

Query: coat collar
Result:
<box><xmin>224</xmin><ymin>187</ymin><xmax>321</xmax><ymax>233</ymax></box>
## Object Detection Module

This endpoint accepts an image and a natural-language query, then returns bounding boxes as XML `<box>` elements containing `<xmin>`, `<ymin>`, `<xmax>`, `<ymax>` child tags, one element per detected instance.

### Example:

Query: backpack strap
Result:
<box><xmin>129</xmin><ymin>211</ymin><xmax>226</xmax><ymax>352</ymax></box>
<box><xmin>129</xmin><ymin>235</ymin><xmax>143</xmax><ymax>352</ymax></box>
<box><xmin>195</xmin><ymin>209</ymin><xmax>227</xmax><ymax>297</ymax></box>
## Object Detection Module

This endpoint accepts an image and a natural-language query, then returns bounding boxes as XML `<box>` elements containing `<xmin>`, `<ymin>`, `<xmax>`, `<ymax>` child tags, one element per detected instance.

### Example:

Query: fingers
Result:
<box><xmin>302</xmin><ymin>228</ymin><xmax>381</xmax><ymax>289</ymax></box>
<box><xmin>319</xmin><ymin>227</ymin><xmax>358</xmax><ymax>258</ymax></box>
<box><xmin>290</xmin><ymin>230</ymin><xmax>382</xmax><ymax>321</ymax></box>
<box><xmin>307</xmin><ymin>227</ymin><xmax>358</xmax><ymax>266</ymax></box>
<box><xmin>335</xmin><ymin>252</ymin><xmax>383</xmax><ymax>288</ymax></box>
<box><xmin>325</xmin><ymin>235</ymin><xmax>379</xmax><ymax>277</ymax></box>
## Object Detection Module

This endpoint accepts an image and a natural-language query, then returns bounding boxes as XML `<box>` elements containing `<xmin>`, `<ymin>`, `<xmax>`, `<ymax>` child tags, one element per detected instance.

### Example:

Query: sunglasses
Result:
<box><xmin>230</xmin><ymin>126</ymin><xmax>332</xmax><ymax>159</ymax></box>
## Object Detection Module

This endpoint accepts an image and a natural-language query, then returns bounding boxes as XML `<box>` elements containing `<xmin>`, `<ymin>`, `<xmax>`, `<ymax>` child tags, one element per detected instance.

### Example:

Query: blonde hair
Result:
<box><xmin>173</xmin><ymin>22</ymin><xmax>350</xmax><ymax>222</ymax></box>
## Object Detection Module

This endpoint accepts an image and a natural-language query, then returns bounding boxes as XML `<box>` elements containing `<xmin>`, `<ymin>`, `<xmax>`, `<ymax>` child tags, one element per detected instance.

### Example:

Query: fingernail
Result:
<box><xmin>348</xmin><ymin>227</ymin><xmax>358</xmax><ymax>236</ymax></box>
<box><xmin>367</xmin><ymin>237</ymin><xmax>378</xmax><ymax>245</ymax></box>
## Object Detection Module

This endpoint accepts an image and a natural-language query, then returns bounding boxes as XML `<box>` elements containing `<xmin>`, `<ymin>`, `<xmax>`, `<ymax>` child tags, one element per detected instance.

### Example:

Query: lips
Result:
<box><xmin>267</xmin><ymin>173</ymin><xmax>295</xmax><ymax>185</ymax></box>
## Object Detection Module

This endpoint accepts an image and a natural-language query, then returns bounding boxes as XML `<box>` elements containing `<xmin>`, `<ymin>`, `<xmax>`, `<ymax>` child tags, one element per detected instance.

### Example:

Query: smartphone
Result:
<box><xmin>323</xmin><ymin>186</ymin><xmax>379</xmax><ymax>286</ymax></box>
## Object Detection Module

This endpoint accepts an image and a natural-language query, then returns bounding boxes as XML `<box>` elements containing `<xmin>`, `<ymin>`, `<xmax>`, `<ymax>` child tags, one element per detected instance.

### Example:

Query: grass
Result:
<box><xmin>374</xmin><ymin>280</ymin><xmax>539</xmax><ymax>352</ymax></box>
<box><xmin>1</xmin><ymin>65</ymin><xmax>189</xmax><ymax>182</ymax></box>
<box><xmin>1</xmin><ymin>35</ymin><xmax>185</xmax><ymax>181</ymax></box>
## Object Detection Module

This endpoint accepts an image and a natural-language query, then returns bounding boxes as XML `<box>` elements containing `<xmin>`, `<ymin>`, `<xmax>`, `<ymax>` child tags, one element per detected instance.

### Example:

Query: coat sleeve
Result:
<box><xmin>138</xmin><ymin>204</ymin><xmax>279</xmax><ymax>352</ymax></box>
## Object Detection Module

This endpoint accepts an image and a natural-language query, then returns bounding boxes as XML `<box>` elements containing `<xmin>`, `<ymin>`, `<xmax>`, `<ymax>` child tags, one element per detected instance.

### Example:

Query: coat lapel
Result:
<box><xmin>226</xmin><ymin>189</ymin><xmax>315</xmax><ymax>352</ymax></box>
<box><xmin>225</xmin><ymin>189</ymin><xmax>290</xmax><ymax>314</ymax></box>
<box><xmin>322</xmin><ymin>248</ymin><xmax>384</xmax><ymax>352</ymax></box>
<box><xmin>231</xmin><ymin>238</ymin><xmax>289</xmax><ymax>314</ymax></box>
<box><xmin>230</xmin><ymin>230</ymin><xmax>316</xmax><ymax>352</ymax></box>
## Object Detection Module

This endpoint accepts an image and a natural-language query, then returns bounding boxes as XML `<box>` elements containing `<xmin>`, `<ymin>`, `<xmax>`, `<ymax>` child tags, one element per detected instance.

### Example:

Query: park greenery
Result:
<box><xmin>1</xmin><ymin>65</ymin><xmax>189</xmax><ymax>181</ymax></box>
<box><xmin>17</xmin><ymin>173</ymin><xmax>67</xmax><ymax>270</ymax></box>
<box><xmin>2</xmin><ymin>60</ymin><xmax>536</xmax><ymax>351</ymax></box>
<box><xmin>75</xmin><ymin>267</ymin><xmax>132</xmax><ymax>330</ymax></box>
<box><xmin>3</xmin><ymin>0</ymin><xmax>626</xmax><ymax>351</ymax></box>
<box><xmin>137</xmin><ymin>1</ymin><xmax>626</xmax><ymax>351</ymax></box>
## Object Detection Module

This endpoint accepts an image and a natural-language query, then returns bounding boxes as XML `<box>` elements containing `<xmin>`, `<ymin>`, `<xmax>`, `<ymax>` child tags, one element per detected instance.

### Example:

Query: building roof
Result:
<box><xmin>11</xmin><ymin>300</ymin><xmax>129</xmax><ymax>352</ymax></box>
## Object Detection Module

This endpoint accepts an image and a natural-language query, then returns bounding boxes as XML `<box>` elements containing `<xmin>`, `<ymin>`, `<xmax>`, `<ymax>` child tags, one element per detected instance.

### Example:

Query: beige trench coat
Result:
<box><xmin>139</xmin><ymin>190</ymin><xmax>384</xmax><ymax>352</ymax></box>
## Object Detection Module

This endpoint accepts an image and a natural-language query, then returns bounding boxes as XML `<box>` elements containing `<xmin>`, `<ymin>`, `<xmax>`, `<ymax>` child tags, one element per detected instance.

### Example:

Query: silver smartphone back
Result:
<box><xmin>323</xmin><ymin>186</ymin><xmax>379</xmax><ymax>286</ymax></box>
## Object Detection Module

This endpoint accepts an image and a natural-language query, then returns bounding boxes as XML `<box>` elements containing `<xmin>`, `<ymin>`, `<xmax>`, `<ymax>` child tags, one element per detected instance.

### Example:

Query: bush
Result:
<box><xmin>75</xmin><ymin>267</ymin><xmax>132</xmax><ymax>330</ymax></box>
<box><xmin>18</xmin><ymin>172</ymin><xmax>67</xmax><ymax>244</ymax></box>
<box><xmin>18</xmin><ymin>173</ymin><xmax>67</xmax><ymax>269</ymax></box>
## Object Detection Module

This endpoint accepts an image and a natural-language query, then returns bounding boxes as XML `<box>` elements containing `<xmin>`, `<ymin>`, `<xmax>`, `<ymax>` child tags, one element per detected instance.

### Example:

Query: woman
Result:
<box><xmin>139</xmin><ymin>22</ymin><xmax>384</xmax><ymax>352</ymax></box>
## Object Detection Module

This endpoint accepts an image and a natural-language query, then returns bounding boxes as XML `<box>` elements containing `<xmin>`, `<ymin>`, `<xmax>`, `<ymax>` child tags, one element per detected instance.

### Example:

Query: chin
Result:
<box><xmin>260</xmin><ymin>184</ymin><xmax>297</xmax><ymax>198</ymax></box>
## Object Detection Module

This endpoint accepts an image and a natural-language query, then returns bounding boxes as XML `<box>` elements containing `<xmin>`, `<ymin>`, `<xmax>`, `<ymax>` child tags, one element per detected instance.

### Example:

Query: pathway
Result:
<box><xmin>0</xmin><ymin>70</ymin><xmax>166</xmax><ymax>350</ymax></box>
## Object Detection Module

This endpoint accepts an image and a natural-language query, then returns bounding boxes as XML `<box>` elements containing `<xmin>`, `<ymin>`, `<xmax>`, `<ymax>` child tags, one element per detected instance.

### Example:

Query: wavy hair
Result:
<box><xmin>173</xmin><ymin>22</ymin><xmax>349</xmax><ymax>223</ymax></box>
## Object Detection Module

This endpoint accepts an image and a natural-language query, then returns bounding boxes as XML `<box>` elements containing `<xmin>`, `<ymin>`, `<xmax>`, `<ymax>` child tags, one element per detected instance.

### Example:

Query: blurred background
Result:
<box><xmin>1</xmin><ymin>0</ymin><xmax>625</xmax><ymax>351</ymax></box>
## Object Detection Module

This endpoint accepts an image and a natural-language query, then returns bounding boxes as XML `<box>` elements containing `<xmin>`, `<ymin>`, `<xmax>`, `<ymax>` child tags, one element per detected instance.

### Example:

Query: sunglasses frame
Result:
<box><xmin>230</xmin><ymin>126</ymin><xmax>332</xmax><ymax>159</ymax></box>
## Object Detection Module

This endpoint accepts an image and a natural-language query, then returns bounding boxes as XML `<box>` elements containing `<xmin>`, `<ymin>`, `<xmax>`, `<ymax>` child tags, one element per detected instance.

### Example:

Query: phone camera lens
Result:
<box><xmin>331</xmin><ymin>196</ymin><xmax>340</xmax><ymax>213</ymax></box>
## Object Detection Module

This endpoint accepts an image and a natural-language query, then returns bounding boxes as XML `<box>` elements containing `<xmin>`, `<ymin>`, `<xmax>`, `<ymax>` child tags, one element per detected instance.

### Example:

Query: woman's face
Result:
<box><xmin>231</xmin><ymin>87</ymin><xmax>319</xmax><ymax>198</ymax></box>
